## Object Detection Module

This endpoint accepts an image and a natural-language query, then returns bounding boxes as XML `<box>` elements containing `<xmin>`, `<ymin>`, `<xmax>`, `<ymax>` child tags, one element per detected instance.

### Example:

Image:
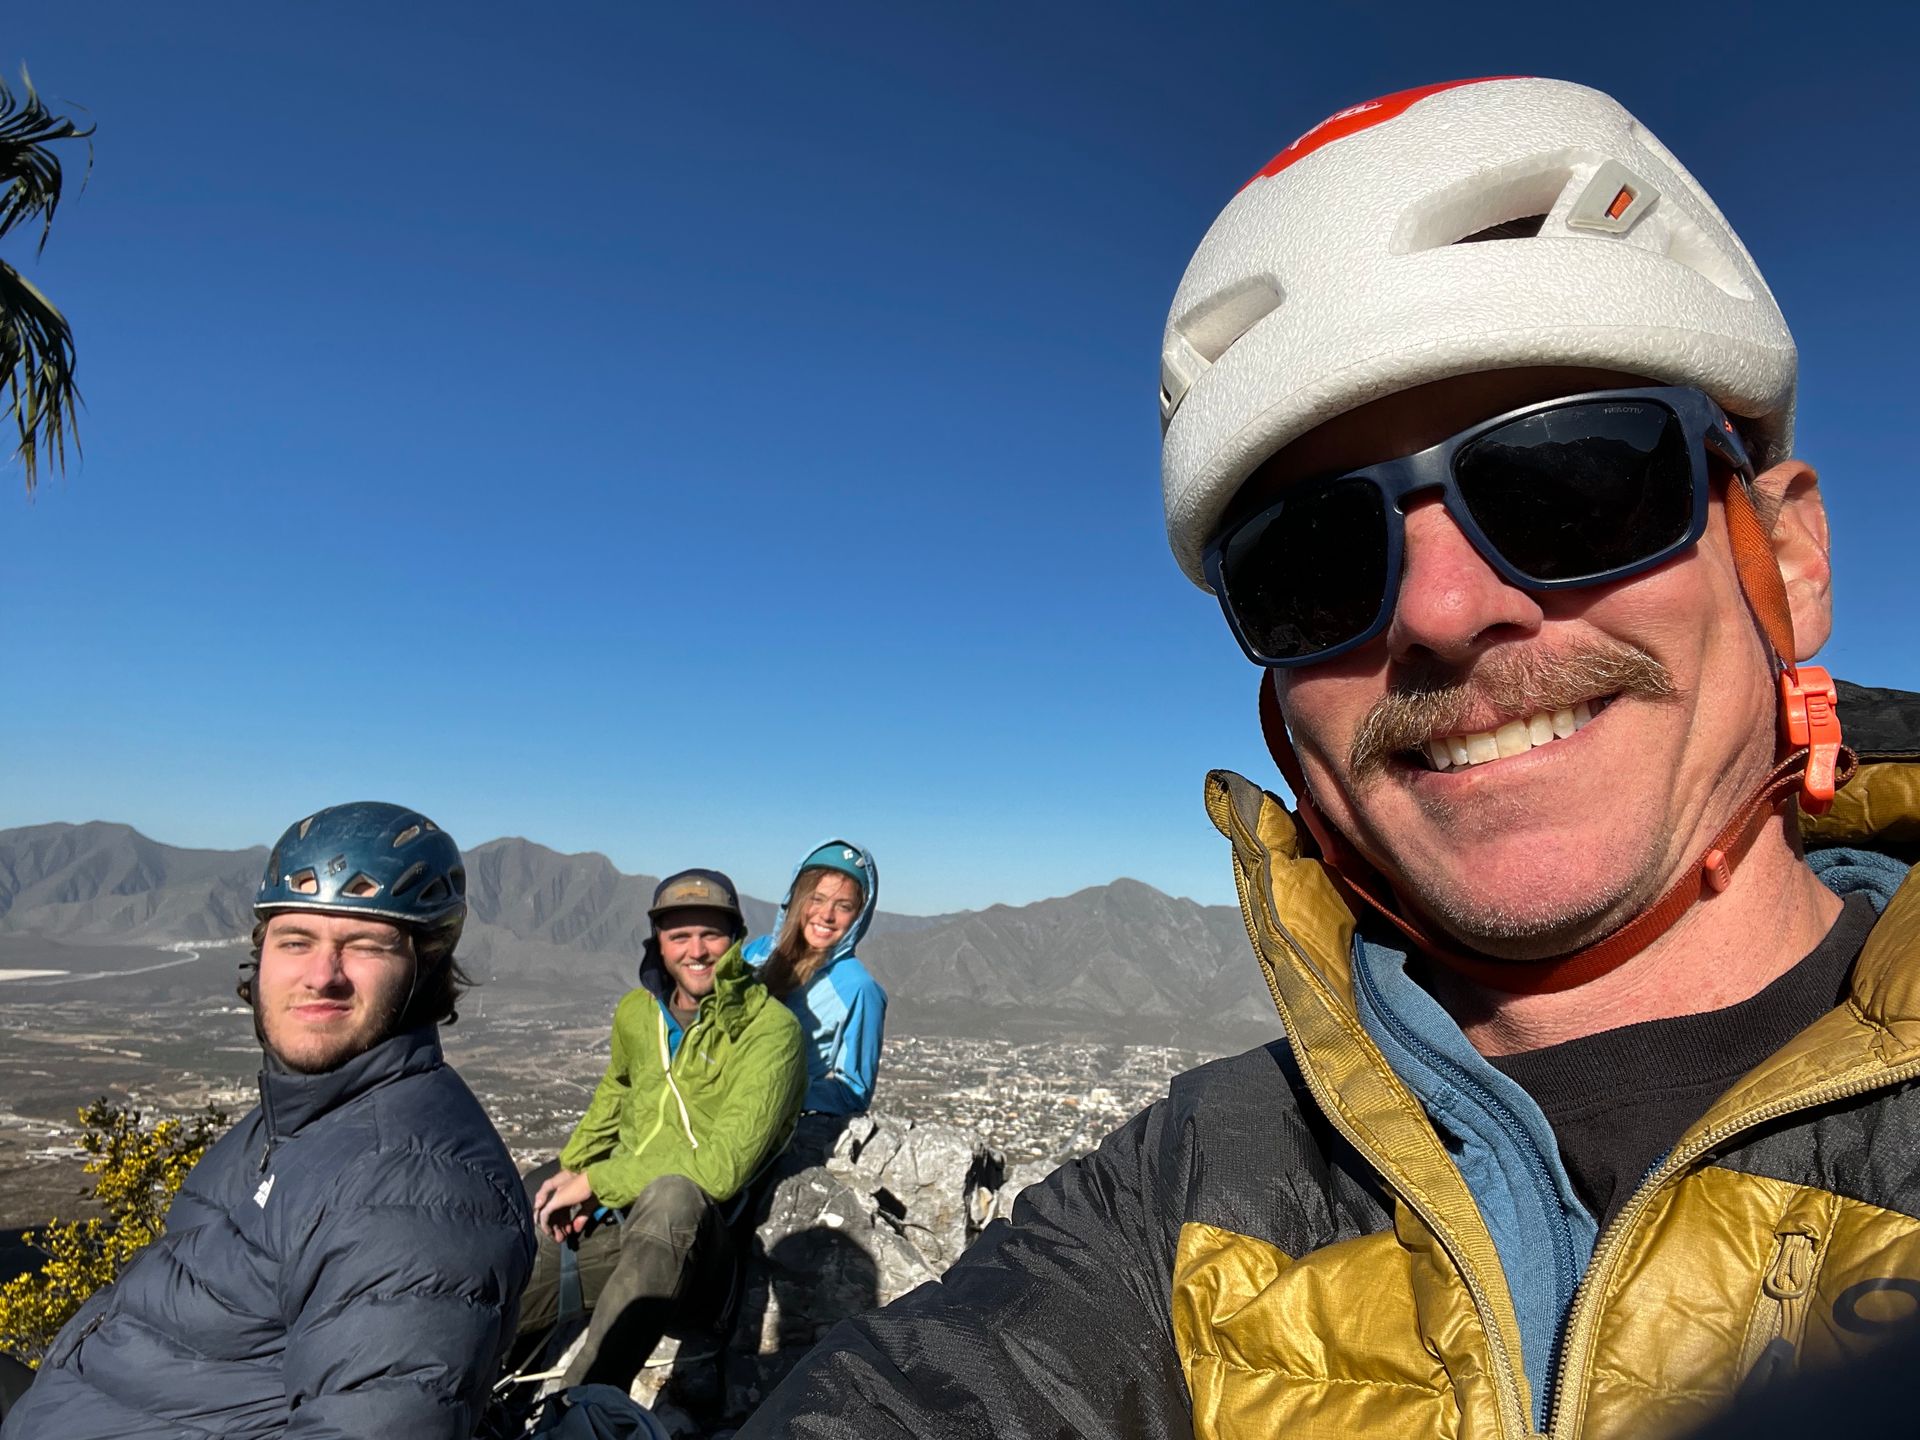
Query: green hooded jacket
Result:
<box><xmin>558</xmin><ymin>941</ymin><xmax>805</xmax><ymax>1209</ymax></box>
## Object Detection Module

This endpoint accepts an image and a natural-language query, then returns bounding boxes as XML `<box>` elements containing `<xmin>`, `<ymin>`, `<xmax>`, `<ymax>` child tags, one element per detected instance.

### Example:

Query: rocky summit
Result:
<box><xmin>516</xmin><ymin>1109</ymin><xmax>1060</xmax><ymax>1438</ymax></box>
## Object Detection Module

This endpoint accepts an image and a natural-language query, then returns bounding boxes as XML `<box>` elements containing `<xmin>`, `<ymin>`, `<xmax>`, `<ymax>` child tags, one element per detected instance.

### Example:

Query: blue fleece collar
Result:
<box><xmin>1805</xmin><ymin>845</ymin><xmax>1909</xmax><ymax>913</ymax></box>
<box><xmin>1353</xmin><ymin>938</ymin><xmax>1594</xmax><ymax>1427</ymax></box>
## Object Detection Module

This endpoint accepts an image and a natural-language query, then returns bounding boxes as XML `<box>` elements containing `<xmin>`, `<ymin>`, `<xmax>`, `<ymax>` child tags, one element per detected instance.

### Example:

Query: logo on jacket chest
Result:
<box><xmin>253</xmin><ymin>1173</ymin><xmax>276</xmax><ymax>1209</ymax></box>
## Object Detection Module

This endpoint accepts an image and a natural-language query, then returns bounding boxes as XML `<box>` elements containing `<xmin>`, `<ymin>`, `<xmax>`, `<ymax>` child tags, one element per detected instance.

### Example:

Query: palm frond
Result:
<box><xmin>0</xmin><ymin>67</ymin><xmax>94</xmax><ymax>253</ymax></box>
<box><xmin>0</xmin><ymin>258</ymin><xmax>81</xmax><ymax>493</ymax></box>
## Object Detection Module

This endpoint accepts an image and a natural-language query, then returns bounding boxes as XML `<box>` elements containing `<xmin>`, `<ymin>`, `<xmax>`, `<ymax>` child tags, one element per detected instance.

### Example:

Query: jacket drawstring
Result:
<box><xmin>656</xmin><ymin>1008</ymin><xmax>699</xmax><ymax>1151</ymax></box>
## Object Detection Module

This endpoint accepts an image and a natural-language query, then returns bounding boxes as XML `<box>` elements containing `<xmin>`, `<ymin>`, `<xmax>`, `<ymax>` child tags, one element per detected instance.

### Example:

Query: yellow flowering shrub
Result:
<box><xmin>0</xmin><ymin>1099</ymin><xmax>226</xmax><ymax>1366</ymax></box>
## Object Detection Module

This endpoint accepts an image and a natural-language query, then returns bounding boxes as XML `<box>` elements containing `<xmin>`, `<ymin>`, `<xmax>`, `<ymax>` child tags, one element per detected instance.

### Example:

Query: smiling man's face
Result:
<box><xmin>654</xmin><ymin>907</ymin><xmax>737</xmax><ymax>1010</ymax></box>
<box><xmin>1266</xmin><ymin>368</ymin><xmax>1792</xmax><ymax>960</ymax></box>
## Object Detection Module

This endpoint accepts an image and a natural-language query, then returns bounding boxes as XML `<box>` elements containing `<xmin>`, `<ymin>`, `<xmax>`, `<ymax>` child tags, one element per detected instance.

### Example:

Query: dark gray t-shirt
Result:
<box><xmin>1487</xmin><ymin>893</ymin><xmax>1876</xmax><ymax>1228</ymax></box>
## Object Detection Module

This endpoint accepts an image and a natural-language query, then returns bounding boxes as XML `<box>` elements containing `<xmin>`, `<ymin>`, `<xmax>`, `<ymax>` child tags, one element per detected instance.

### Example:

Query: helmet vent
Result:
<box><xmin>288</xmin><ymin>868</ymin><xmax>320</xmax><ymax>895</ymax></box>
<box><xmin>417</xmin><ymin>876</ymin><xmax>451</xmax><ymax>908</ymax></box>
<box><xmin>450</xmin><ymin>866</ymin><xmax>467</xmax><ymax>898</ymax></box>
<box><xmin>342</xmin><ymin>873</ymin><xmax>382</xmax><ymax>899</ymax></box>
<box><xmin>297</xmin><ymin>816</ymin><xmax>315</xmax><ymax>841</ymax></box>
<box><xmin>1393</xmin><ymin>156</ymin><xmax>1575</xmax><ymax>254</ymax></box>
<box><xmin>1161</xmin><ymin>276</ymin><xmax>1284</xmax><ymax>429</ymax></box>
<box><xmin>392</xmin><ymin>824</ymin><xmax>422</xmax><ymax>848</ymax></box>
<box><xmin>391</xmin><ymin>862</ymin><xmax>427</xmax><ymax>897</ymax></box>
<box><xmin>1652</xmin><ymin>211</ymin><xmax>1754</xmax><ymax>301</ymax></box>
<box><xmin>1456</xmin><ymin>214</ymin><xmax>1547</xmax><ymax>243</ymax></box>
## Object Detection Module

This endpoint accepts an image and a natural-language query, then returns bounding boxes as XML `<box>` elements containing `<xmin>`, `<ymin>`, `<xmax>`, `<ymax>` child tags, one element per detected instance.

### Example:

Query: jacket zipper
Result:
<box><xmin>55</xmin><ymin>1306</ymin><xmax>109</xmax><ymax>1364</ymax></box>
<box><xmin>1546</xmin><ymin>1057</ymin><xmax>1920</xmax><ymax>1437</ymax></box>
<box><xmin>1351</xmin><ymin>951</ymin><xmax>1583</xmax><ymax>1330</ymax></box>
<box><xmin>1225</xmin><ymin>852</ymin><xmax>1539</xmax><ymax>1440</ymax></box>
<box><xmin>257</xmin><ymin>1073</ymin><xmax>276</xmax><ymax>1173</ymax></box>
<box><xmin>1734</xmin><ymin>1228</ymin><xmax>1818</xmax><ymax>1389</ymax></box>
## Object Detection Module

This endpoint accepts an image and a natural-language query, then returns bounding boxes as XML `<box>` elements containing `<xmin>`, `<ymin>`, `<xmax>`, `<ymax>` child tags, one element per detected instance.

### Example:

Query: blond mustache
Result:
<box><xmin>1349</xmin><ymin>645</ymin><xmax>1678</xmax><ymax>781</ymax></box>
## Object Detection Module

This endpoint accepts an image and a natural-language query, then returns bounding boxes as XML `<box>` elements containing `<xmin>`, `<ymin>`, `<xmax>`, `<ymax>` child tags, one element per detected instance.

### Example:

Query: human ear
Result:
<box><xmin>1751</xmin><ymin>459</ymin><xmax>1832</xmax><ymax>660</ymax></box>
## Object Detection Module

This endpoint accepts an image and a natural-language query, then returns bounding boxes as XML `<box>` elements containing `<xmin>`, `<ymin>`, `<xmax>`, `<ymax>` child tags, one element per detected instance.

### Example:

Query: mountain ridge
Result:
<box><xmin>0</xmin><ymin>822</ymin><xmax>1280</xmax><ymax>1046</ymax></box>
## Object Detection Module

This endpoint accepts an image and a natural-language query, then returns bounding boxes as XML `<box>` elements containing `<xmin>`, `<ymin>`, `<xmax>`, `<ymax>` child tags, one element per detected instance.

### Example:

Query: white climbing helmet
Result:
<box><xmin>1160</xmin><ymin>76</ymin><xmax>1797</xmax><ymax>588</ymax></box>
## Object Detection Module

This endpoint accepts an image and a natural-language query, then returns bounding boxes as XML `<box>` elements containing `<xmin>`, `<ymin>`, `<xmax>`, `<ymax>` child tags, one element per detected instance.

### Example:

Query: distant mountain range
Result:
<box><xmin>0</xmin><ymin>823</ymin><xmax>1284</xmax><ymax>1049</ymax></box>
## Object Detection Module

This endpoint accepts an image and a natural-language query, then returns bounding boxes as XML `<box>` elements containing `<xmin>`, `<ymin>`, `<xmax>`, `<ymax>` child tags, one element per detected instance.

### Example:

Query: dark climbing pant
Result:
<box><xmin>512</xmin><ymin>1162</ymin><xmax>736</xmax><ymax>1393</ymax></box>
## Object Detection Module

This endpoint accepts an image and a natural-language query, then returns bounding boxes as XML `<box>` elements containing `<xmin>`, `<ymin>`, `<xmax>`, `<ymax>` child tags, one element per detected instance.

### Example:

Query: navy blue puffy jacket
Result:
<box><xmin>3</xmin><ymin>1027</ymin><xmax>535</xmax><ymax>1439</ymax></box>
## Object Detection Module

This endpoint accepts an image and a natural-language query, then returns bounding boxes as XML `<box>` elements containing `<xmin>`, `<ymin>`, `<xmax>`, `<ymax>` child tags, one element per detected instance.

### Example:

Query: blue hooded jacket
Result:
<box><xmin>743</xmin><ymin>839</ymin><xmax>886</xmax><ymax>1116</ymax></box>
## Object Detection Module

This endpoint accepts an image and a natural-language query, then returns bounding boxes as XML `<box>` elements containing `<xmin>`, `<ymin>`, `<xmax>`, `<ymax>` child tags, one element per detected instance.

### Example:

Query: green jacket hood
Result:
<box><xmin>637</xmin><ymin>939</ymin><xmax>766</xmax><ymax>1040</ymax></box>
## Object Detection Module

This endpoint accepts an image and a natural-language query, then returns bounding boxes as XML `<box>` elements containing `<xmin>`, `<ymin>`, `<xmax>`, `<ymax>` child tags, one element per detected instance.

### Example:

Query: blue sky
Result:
<box><xmin>4</xmin><ymin>2</ymin><xmax>1917</xmax><ymax>914</ymax></box>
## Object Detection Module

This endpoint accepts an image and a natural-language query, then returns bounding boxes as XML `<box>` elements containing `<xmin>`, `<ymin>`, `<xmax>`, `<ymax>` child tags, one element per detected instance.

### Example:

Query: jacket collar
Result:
<box><xmin>1205</xmin><ymin>729</ymin><xmax>1920</xmax><ymax>1428</ymax></box>
<box><xmin>638</xmin><ymin>940</ymin><xmax>758</xmax><ymax>1037</ymax></box>
<box><xmin>1206</xmin><ymin>765</ymin><xmax>1537</xmax><ymax>1414</ymax></box>
<box><xmin>1697</xmin><ymin>856</ymin><xmax>1920</xmax><ymax>1128</ymax></box>
<box><xmin>259</xmin><ymin>1025</ymin><xmax>441</xmax><ymax>1140</ymax></box>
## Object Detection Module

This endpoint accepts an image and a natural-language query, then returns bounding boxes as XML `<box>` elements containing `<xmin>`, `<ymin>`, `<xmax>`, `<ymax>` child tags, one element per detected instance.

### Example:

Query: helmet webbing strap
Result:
<box><xmin>1256</xmin><ymin>482</ymin><xmax>1855</xmax><ymax>995</ymax></box>
<box><xmin>1722</xmin><ymin>477</ymin><xmax>1845</xmax><ymax>814</ymax></box>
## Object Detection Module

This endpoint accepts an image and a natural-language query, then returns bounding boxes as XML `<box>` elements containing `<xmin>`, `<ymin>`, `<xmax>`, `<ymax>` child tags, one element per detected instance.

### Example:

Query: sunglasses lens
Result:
<box><xmin>1456</xmin><ymin>400</ymin><xmax>1695</xmax><ymax>581</ymax></box>
<box><xmin>1219</xmin><ymin>477</ymin><xmax>1389</xmax><ymax>661</ymax></box>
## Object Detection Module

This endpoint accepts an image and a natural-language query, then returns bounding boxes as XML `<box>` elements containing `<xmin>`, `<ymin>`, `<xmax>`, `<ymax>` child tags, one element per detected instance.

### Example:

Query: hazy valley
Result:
<box><xmin>0</xmin><ymin>822</ymin><xmax>1283</xmax><ymax>1228</ymax></box>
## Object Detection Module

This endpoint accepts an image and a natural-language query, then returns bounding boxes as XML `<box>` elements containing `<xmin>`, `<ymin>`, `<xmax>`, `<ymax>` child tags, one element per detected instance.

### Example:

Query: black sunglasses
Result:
<box><xmin>1202</xmin><ymin>386</ymin><xmax>1754</xmax><ymax>668</ymax></box>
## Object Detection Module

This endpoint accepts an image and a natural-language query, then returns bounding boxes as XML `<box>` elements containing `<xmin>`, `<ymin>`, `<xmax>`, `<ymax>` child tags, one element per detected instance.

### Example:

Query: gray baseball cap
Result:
<box><xmin>647</xmin><ymin>868</ymin><xmax>745</xmax><ymax>933</ymax></box>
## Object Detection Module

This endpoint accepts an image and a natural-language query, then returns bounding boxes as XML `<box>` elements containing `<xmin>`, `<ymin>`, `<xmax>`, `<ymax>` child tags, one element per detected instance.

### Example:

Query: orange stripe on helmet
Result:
<box><xmin>1241</xmin><ymin>77</ymin><xmax>1528</xmax><ymax>192</ymax></box>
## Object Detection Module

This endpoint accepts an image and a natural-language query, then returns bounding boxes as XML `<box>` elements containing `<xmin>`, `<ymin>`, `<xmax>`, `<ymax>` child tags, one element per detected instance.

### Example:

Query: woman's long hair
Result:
<box><xmin>758</xmin><ymin>866</ymin><xmax>865</xmax><ymax>999</ymax></box>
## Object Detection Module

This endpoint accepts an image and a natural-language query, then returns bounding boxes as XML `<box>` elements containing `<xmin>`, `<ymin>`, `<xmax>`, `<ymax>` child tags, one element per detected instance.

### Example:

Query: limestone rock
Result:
<box><xmin>592</xmin><ymin>1108</ymin><xmax>1063</xmax><ymax>1436</ymax></box>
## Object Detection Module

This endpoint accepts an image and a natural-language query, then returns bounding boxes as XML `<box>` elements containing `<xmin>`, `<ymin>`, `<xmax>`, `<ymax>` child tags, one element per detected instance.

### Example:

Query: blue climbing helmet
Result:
<box><xmin>255</xmin><ymin>801</ymin><xmax>468</xmax><ymax>940</ymax></box>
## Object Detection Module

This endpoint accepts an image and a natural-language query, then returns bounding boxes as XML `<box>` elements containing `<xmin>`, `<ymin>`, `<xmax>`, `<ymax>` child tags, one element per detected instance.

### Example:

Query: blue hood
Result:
<box><xmin>765</xmin><ymin>837</ymin><xmax>878</xmax><ymax>965</ymax></box>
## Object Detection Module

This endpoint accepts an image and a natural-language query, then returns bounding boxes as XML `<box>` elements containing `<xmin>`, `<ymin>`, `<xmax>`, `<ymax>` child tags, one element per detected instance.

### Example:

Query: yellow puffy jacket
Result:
<box><xmin>748</xmin><ymin>682</ymin><xmax>1920</xmax><ymax>1440</ymax></box>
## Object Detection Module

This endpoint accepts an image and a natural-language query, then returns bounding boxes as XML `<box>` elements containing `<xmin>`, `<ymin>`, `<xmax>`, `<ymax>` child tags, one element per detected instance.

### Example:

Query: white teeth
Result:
<box><xmin>1419</xmin><ymin>698</ymin><xmax>1615</xmax><ymax>773</ymax></box>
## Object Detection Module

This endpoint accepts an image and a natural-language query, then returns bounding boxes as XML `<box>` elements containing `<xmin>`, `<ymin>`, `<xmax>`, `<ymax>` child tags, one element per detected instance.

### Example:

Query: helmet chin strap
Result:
<box><xmin>1259</xmin><ymin>479</ymin><xmax>1853</xmax><ymax>996</ymax></box>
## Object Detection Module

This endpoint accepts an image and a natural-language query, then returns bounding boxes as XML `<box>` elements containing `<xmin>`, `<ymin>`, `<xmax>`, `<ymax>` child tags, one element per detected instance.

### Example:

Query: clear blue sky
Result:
<box><xmin>4</xmin><ymin>2</ymin><xmax>1917</xmax><ymax>914</ymax></box>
